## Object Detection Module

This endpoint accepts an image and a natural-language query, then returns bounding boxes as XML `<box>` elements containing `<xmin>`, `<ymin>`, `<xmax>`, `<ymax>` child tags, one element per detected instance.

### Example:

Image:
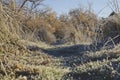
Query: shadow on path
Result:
<box><xmin>43</xmin><ymin>44</ymin><xmax>90</xmax><ymax>57</ymax></box>
<box><xmin>27</xmin><ymin>43</ymin><xmax>102</xmax><ymax>57</ymax></box>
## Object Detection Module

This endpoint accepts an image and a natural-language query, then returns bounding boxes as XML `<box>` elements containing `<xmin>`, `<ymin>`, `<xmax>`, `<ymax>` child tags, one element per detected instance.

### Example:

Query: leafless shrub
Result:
<box><xmin>108</xmin><ymin>0</ymin><xmax>120</xmax><ymax>13</ymax></box>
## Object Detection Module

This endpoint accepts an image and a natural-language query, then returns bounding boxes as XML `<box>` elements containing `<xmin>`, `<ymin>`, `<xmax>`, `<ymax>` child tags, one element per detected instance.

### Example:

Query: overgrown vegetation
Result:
<box><xmin>0</xmin><ymin>0</ymin><xmax>120</xmax><ymax>80</ymax></box>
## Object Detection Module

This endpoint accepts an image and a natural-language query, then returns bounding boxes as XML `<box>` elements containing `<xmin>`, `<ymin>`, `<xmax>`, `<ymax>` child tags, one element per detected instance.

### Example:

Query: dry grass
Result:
<box><xmin>63</xmin><ymin>46</ymin><xmax>120</xmax><ymax>80</ymax></box>
<box><xmin>0</xmin><ymin>1</ymin><xmax>120</xmax><ymax>80</ymax></box>
<box><xmin>0</xmin><ymin>3</ymin><xmax>70</xmax><ymax>80</ymax></box>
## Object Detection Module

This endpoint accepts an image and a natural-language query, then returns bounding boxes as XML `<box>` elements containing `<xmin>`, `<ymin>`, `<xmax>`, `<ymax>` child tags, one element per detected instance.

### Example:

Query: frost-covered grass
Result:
<box><xmin>1</xmin><ymin>2</ymin><xmax>120</xmax><ymax>80</ymax></box>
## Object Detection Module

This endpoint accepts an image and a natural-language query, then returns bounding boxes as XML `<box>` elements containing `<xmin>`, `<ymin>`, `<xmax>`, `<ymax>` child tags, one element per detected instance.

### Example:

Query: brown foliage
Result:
<box><xmin>1</xmin><ymin>0</ymin><xmax>98</xmax><ymax>44</ymax></box>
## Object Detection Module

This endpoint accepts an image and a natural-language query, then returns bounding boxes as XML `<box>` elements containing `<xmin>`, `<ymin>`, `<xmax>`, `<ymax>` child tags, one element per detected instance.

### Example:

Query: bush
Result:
<box><xmin>35</xmin><ymin>27</ymin><xmax>56</xmax><ymax>44</ymax></box>
<box><xmin>102</xmin><ymin>13</ymin><xmax>120</xmax><ymax>39</ymax></box>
